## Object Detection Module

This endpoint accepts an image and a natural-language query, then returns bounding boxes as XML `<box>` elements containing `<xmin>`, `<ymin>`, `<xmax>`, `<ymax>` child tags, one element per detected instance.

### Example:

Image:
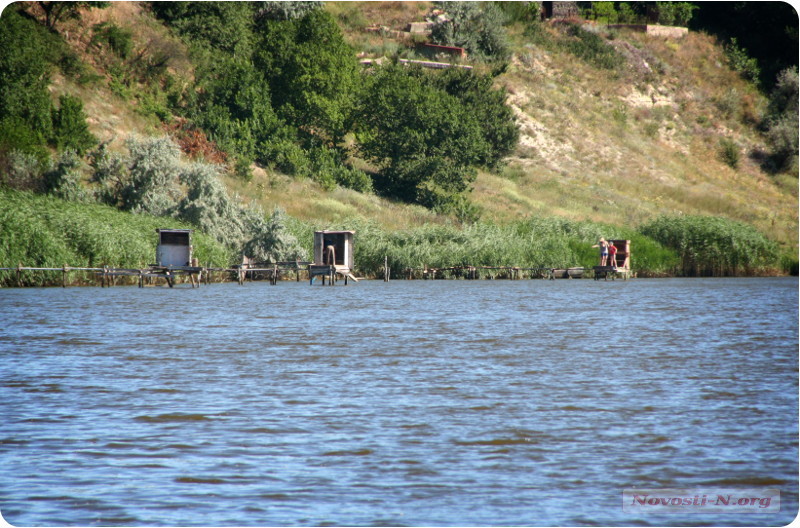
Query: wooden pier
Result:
<box><xmin>0</xmin><ymin>261</ymin><xmax>634</xmax><ymax>287</ymax></box>
<box><xmin>592</xmin><ymin>266</ymin><xmax>631</xmax><ymax>281</ymax></box>
<box><xmin>399</xmin><ymin>265</ymin><xmax>620</xmax><ymax>280</ymax></box>
<box><xmin>0</xmin><ymin>261</ymin><xmax>312</xmax><ymax>288</ymax></box>
<box><xmin>403</xmin><ymin>265</ymin><xmax>552</xmax><ymax>280</ymax></box>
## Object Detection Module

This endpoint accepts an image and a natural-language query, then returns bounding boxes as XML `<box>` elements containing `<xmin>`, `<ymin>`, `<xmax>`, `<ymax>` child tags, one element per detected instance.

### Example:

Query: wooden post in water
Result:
<box><xmin>384</xmin><ymin>255</ymin><xmax>390</xmax><ymax>282</ymax></box>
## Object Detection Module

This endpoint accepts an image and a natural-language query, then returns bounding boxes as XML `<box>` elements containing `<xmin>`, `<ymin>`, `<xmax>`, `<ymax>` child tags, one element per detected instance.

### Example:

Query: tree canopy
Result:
<box><xmin>357</xmin><ymin>64</ymin><xmax>517</xmax><ymax>208</ymax></box>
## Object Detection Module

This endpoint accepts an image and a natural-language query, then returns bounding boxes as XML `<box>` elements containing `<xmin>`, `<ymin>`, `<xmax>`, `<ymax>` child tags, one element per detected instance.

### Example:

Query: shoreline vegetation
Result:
<box><xmin>0</xmin><ymin>3</ymin><xmax>796</xmax><ymax>288</ymax></box>
<box><xmin>1</xmin><ymin>189</ymin><xmax>790</xmax><ymax>288</ymax></box>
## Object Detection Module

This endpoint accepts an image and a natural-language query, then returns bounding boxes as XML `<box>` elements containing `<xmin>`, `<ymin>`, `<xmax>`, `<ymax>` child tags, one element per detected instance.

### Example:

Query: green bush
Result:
<box><xmin>779</xmin><ymin>251</ymin><xmax>799</xmax><ymax>276</ymax></box>
<box><xmin>562</xmin><ymin>24</ymin><xmax>624</xmax><ymax>70</ymax></box>
<box><xmin>764</xmin><ymin>67</ymin><xmax>799</xmax><ymax>174</ymax></box>
<box><xmin>718</xmin><ymin>138</ymin><xmax>740</xmax><ymax>169</ymax></box>
<box><xmin>91</xmin><ymin>22</ymin><xmax>134</xmax><ymax>58</ymax></box>
<box><xmin>241</xmin><ymin>208</ymin><xmax>307</xmax><ymax>262</ymax></box>
<box><xmin>175</xmin><ymin>161</ymin><xmax>249</xmax><ymax>247</ymax></box>
<box><xmin>43</xmin><ymin>150</ymin><xmax>91</xmax><ymax>202</ymax></box>
<box><xmin>0</xmin><ymin>149</ymin><xmax>47</xmax><ymax>192</ymax></box>
<box><xmin>429</xmin><ymin>1</ymin><xmax>510</xmax><ymax>61</ymax></box>
<box><xmin>0</xmin><ymin>118</ymin><xmax>51</xmax><ymax>164</ymax></box>
<box><xmin>51</xmin><ymin>94</ymin><xmax>97</xmax><ymax>155</ymax></box>
<box><xmin>120</xmin><ymin>135</ymin><xmax>183</xmax><ymax>216</ymax></box>
<box><xmin>725</xmin><ymin>38</ymin><xmax>761</xmax><ymax>83</ymax></box>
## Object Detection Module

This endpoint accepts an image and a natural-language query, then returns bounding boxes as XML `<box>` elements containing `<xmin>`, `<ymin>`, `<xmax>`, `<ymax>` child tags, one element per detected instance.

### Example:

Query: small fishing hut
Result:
<box><xmin>594</xmin><ymin>239</ymin><xmax>632</xmax><ymax>280</ymax></box>
<box><xmin>611</xmin><ymin>239</ymin><xmax>631</xmax><ymax>270</ymax></box>
<box><xmin>155</xmin><ymin>229</ymin><xmax>193</xmax><ymax>267</ymax></box>
<box><xmin>308</xmin><ymin>230</ymin><xmax>357</xmax><ymax>285</ymax></box>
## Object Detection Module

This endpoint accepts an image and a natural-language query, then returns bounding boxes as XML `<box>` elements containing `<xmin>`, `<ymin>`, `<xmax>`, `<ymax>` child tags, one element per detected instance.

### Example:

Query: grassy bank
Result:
<box><xmin>0</xmin><ymin>189</ymin><xmax>233</xmax><ymax>286</ymax></box>
<box><xmin>0</xmin><ymin>189</ymin><xmax>788</xmax><ymax>287</ymax></box>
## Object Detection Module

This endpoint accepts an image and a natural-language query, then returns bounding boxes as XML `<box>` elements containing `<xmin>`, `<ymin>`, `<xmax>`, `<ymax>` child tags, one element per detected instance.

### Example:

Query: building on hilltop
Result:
<box><xmin>541</xmin><ymin>1</ymin><xmax>580</xmax><ymax>20</ymax></box>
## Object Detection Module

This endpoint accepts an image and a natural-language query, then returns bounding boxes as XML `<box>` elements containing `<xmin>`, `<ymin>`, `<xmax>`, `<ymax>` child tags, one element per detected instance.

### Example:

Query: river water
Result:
<box><xmin>0</xmin><ymin>277</ymin><xmax>797</xmax><ymax>526</ymax></box>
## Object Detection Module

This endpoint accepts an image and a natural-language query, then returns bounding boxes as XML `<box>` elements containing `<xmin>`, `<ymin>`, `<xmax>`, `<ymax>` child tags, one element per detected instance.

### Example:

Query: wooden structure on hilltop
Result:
<box><xmin>416</xmin><ymin>43</ymin><xmax>467</xmax><ymax>59</ymax></box>
<box><xmin>541</xmin><ymin>1</ymin><xmax>580</xmax><ymax>20</ymax></box>
<box><xmin>308</xmin><ymin>230</ymin><xmax>358</xmax><ymax>285</ymax></box>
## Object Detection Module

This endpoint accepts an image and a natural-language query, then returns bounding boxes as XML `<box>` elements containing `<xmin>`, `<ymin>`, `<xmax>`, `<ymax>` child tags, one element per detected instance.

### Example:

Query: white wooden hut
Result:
<box><xmin>309</xmin><ymin>230</ymin><xmax>357</xmax><ymax>285</ymax></box>
<box><xmin>155</xmin><ymin>229</ymin><xmax>193</xmax><ymax>267</ymax></box>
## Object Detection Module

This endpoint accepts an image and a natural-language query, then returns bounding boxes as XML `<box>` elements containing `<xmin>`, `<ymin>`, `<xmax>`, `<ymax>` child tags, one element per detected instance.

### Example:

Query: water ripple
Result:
<box><xmin>0</xmin><ymin>278</ymin><xmax>796</xmax><ymax>526</ymax></box>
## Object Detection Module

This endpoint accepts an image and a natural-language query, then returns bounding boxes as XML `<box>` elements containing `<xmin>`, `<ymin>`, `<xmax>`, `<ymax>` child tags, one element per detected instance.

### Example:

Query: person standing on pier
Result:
<box><xmin>592</xmin><ymin>237</ymin><xmax>609</xmax><ymax>266</ymax></box>
<box><xmin>608</xmin><ymin>241</ymin><xmax>618</xmax><ymax>269</ymax></box>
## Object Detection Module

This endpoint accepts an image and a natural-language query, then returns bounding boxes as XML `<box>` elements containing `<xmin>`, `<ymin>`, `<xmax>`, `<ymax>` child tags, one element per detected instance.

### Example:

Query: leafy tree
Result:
<box><xmin>51</xmin><ymin>94</ymin><xmax>97</xmax><ymax>155</ymax></box>
<box><xmin>357</xmin><ymin>65</ymin><xmax>488</xmax><ymax>204</ymax></box>
<box><xmin>617</xmin><ymin>3</ymin><xmax>639</xmax><ymax>24</ymax></box>
<box><xmin>0</xmin><ymin>9</ymin><xmax>54</xmax><ymax>147</ymax></box>
<box><xmin>150</xmin><ymin>2</ymin><xmax>255</xmax><ymax>57</ymax></box>
<box><xmin>764</xmin><ymin>67</ymin><xmax>799</xmax><ymax>174</ymax></box>
<box><xmin>188</xmin><ymin>56</ymin><xmax>286</xmax><ymax>165</ymax></box>
<box><xmin>432</xmin><ymin>67</ymin><xmax>518</xmax><ymax>168</ymax></box>
<box><xmin>591</xmin><ymin>2</ymin><xmax>618</xmax><ymax>24</ymax></box>
<box><xmin>724</xmin><ymin>37</ymin><xmax>761</xmax><ymax>83</ymax></box>
<box><xmin>255</xmin><ymin>9</ymin><xmax>360</xmax><ymax>147</ymax></box>
<box><xmin>355</xmin><ymin>64</ymin><xmax>518</xmax><ymax>206</ymax></box>
<box><xmin>671</xmin><ymin>2</ymin><xmax>698</xmax><ymax>26</ymax></box>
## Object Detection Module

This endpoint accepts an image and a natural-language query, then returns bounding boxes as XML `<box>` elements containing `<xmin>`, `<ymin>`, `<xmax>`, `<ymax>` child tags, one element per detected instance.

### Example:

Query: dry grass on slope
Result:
<box><xmin>487</xmin><ymin>27</ymin><xmax>797</xmax><ymax>247</ymax></box>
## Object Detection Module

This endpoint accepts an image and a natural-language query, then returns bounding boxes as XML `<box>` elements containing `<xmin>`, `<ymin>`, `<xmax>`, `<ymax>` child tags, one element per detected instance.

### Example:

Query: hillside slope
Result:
<box><xmin>35</xmin><ymin>2</ymin><xmax>799</xmax><ymax>251</ymax></box>
<box><xmin>480</xmin><ymin>27</ymin><xmax>796</xmax><ymax>247</ymax></box>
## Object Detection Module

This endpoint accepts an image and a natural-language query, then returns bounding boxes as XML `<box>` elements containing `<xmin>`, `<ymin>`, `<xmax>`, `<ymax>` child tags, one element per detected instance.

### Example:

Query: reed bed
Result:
<box><xmin>2</xmin><ymin>190</ymin><xmax>782</xmax><ymax>286</ymax></box>
<box><xmin>295</xmin><ymin>216</ymin><xmax>682</xmax><ymax>278</ymax></box>
<box><xmin>640</xmin><ymin>215</ymin><xmax>779</xmax><ymax>276</ymax></box>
